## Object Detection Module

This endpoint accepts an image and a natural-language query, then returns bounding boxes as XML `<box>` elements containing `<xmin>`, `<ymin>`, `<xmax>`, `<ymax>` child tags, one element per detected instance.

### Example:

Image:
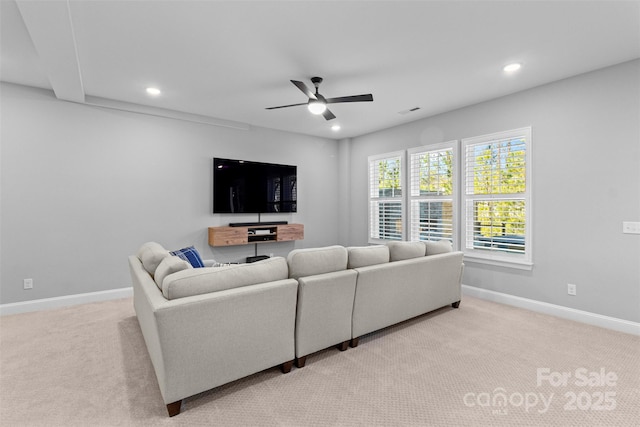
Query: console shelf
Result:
<box><xmin>208</xmin><ymin>223</ymin><xmax>304</xmax><ymax>247</ymax></box>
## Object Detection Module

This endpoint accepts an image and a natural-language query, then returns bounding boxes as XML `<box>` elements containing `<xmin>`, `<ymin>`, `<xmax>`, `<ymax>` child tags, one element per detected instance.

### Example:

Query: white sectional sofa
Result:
<box><xmin>288</xmin><ymin>241</ymin><xmax>463</xmax><ymax>358</ymax></box>
<box><xmin>130</xmin><ymin>240</ymin><xmax>463</xmax><ymax>416</ymax></box>
<box><xmin>130</xmin><ymin>242</ymin><xmax>298</xmax><ymax>417</ymax></box>
<box><xmin>287</xmin><ymin>245</ymin><xmax>358</xmax><ymax>367</ymax></box>
<box><xmin>349</xmin><ymin>241</ymin><xmax>463</xmax><ymax>347</ymax></box>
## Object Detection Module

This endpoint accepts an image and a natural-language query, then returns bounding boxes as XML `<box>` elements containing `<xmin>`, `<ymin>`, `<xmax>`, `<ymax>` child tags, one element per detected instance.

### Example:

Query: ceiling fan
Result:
<box><xmin>266</xmin><ymin>77</ymin><xmax>373</xmax><ymax>121</ymax></box>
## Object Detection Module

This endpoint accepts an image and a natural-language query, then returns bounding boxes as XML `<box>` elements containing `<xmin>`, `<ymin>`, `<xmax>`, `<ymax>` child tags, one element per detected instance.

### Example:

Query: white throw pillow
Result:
<box><xmin>347</xmin><ymin>245</ymin><xmax>390</xmax><ymax>268</ymax></box>
<box><xmin>137</xmin><ymin>242</ymin><xmax>170</xmax><ymax>276</ymax></box>
<box><xmin>287</xmin><ymin>245</ymin><xmax>348</xmax><ymax>279</ymax></box>
<box><xmin>154</xmin><ymin>256</ymin><xmax>192</xmax><ymax>290</ymax></box>
<box><xmin>386</xmin><ymin>241</ymin><xmax>427</xmax><ymax>261</ymax></box>
<box><xmin>425</xmin><ymin>240</ymin><xmax>453</xmax><ymax>256</ymax></box>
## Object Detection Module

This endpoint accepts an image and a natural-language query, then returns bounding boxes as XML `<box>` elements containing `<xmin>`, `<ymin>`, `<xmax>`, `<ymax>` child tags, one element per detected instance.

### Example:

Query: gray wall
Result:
<box><xmin>3</xmin><ymin>61</ymin><xmax>639</xmax><ymax>323</ymax></box>
<box><xmin>1</xmin><ymin>83</ymin><xmax>340</xmax><ymax>304</ymax></box>
<box><xmin>346</xmin><ymin>60</ymin><xmax>640</xmax><ymax>323</ymax></box>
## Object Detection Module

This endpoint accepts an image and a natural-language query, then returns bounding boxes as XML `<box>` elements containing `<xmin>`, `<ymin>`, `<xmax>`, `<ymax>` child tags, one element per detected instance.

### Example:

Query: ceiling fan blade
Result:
<box><xmin>265</xmin><ymin>102</ymin><xmax>308</xmax><ymax>110</ymax></box>
<box><xmin>291</xmin><ymin>80</ymin><xmax>317</xmax><ymax>100</ymax></box>
<box><xmin>325</xmin><ymin>94</ymin><xmax>373</xmax><ymax>104</ymax></box>
<box><xmin>322</xmin><ymin>109</ymin><xmax>336</xmax><ymax>121</ymax></box>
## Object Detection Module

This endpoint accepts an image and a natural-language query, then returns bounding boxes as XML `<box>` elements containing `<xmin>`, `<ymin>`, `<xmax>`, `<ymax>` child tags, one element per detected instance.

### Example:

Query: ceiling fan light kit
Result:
<box><xmin>307</xmin><ymin>100</ymin><xmax>327</xmax><ymax>115</ymax></box>
<box><xmin>267</xmin><ymin>76</ymin><xmax>373</xmax><ymax>121</ymax></box>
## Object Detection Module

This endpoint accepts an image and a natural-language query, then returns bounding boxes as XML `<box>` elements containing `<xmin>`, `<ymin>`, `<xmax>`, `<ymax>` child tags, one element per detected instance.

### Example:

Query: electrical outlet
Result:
<box><xmin>23</xmin><ymin>278</ymin><xmax>33</xmax><ymax>290</ymax></box>
<box><xmin>622</xmin><ymin>221</ymin><xmax>640</xmax><ymax>234</ymax></box>
<box><xmin>567</xmin><ymin>283</ymin><xmax>576</xmax><ymax>296</ymax></box>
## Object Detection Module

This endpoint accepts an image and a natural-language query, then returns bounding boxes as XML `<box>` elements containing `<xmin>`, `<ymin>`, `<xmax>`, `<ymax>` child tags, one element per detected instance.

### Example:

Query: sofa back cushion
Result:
<box><xmin>162</xmin><ymin>256</ymin><xmax>289</xmax><ymax>300</ymax></box>
<box><xmin>287</xmin><ymin>245</ymin><xmax>348</xmax><ymax>279</ymax></box>
<box><xmin>386</xmin><ymin>241</ymin><xmax>427</xmax><ymax>261</ymax></box>
<box><xmin>136</xmin><ymin>242</ymin><xmax>170</xmax><ymax>276</ymax></box>
<box><xmin>154</xmin><ymin>256</ymin><xmax>192</xmax><ymax>290</ymax></box>
<box><xmin>347</xmin><ymin>245</ymin><xmax>390</xmax><ymax>268</ymax></box>
<box><xmin>425</xmin><ymin>240</ymin><xmax>453</xmax><ymax>256</ymax></box>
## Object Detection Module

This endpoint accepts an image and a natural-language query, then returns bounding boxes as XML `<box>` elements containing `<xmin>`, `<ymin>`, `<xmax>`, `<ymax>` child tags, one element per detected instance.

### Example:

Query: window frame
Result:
<box><xmin>461</xmin><ymin>127</ymin><xmax>533</xmax><ymax>270</ymax></box>
<box><xmin>407</xmin><ymin>141</ymin><xmax>459</xmax><ymax>249</ymax></box>
<box><xmin>368</xmin><ymin>151</ymin><xmax>406</xmax><ymax>244</ymax></box>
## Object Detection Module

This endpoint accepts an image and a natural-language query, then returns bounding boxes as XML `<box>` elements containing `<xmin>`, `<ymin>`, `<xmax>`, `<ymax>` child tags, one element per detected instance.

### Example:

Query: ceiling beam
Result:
<box><xmin>16</xmin><ymin>0</ymin><xmax>84</xmax><ymax>102</ymax></box>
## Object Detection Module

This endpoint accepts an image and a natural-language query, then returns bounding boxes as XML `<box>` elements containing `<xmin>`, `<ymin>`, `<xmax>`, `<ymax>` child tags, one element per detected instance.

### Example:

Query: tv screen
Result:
<box><xmin>213</xmin><ymin>158</ymin><xmax>297</xmax><ymax>214</ymax></box>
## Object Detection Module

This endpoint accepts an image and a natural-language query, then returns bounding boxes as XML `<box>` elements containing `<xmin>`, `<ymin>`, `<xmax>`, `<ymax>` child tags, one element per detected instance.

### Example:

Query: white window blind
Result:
<box><xmin>462</xmin><ymin>127</ymin><xmax>532</xmax><ymax>268</ymax></box>
<box><xmin>368</xmin><ymin>152</ymin><xmax>404</xmax><ymax>242</ymax></box>
<box><xmin>408</xmin><ymin>142</ymin><xmax>457</xmax><ymax>244</ymax></box>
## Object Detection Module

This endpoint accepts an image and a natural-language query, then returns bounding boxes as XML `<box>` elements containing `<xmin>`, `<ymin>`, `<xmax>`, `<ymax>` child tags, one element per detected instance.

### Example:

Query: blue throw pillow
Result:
<box><xmin>170</xmin><ymin>246</ymin><xmax>205</xmax><ymax>268</ymax></box>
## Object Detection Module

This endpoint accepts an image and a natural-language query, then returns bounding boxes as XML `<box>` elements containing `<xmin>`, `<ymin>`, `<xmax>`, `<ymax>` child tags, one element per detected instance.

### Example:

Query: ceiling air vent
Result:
<box><xmin>398</xmin><ymin>107</ymin><xmax>421</xmax><ymax>115</ymax></box>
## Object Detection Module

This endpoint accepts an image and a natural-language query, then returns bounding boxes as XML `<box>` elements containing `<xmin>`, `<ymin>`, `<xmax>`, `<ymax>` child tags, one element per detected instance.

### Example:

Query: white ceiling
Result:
<box><xmin>2</xmin><ymin>0</ymin><xmax>639</xmax><ymax>139</ymax></box>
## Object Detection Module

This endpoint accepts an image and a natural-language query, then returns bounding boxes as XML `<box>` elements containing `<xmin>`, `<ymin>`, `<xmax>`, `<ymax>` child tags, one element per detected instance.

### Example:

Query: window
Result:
<box><xmin>368</xmin><ymin>152</ymin><xmax>404</xmax><ymax>242</ymax></box>
<box><xmin>462</xmin><ymin>127</ymin><xmax>532</xmax><ymax>269</ymax></box>
<box><xmin>366</xmin><ymin>127</ymin><xmax>533</xmax><ymax>270</ymax></box>
<box><xmin>408</xmin><ymin>142</ymin><xmax>458</xmax><ymax>245</ymax></box>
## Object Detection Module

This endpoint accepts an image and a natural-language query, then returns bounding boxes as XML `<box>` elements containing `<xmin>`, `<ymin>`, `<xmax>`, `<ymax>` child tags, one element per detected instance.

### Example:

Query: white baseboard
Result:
<box><xmin>0</xmin><ymin>287</ymin><xmax>133</xmax><ymax>316</ymax></box>
<box><xmin>462</xmin><ymin>285</ymin><xmax>640</xmax><ymax>336</ymax></box>
<box><xmin>3</xmin><ymin>285</ymin><xmax>638</xmax><ymax>337</ymax></box>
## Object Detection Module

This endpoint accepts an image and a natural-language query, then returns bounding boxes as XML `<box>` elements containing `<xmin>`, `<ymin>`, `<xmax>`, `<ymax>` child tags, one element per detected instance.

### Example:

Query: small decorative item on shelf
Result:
<box><xmin>213</xmin><ymin>262</ymin><xmax>239</xmax><ymax>267</ymax></box>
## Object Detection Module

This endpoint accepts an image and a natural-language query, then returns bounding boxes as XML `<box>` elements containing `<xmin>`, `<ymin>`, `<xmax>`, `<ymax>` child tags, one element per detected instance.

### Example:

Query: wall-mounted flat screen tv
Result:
<box><xmin>213</xmin><ymin>158</ymin><xmax>297</xmax><ymax>214</ymax></box>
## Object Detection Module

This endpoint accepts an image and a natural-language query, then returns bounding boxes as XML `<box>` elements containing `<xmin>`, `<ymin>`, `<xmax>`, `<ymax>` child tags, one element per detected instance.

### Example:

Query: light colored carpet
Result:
<box><xmin>1</xmin><ymin>295</ymin><xmax>638</xmax><ymax>426</ymax></box>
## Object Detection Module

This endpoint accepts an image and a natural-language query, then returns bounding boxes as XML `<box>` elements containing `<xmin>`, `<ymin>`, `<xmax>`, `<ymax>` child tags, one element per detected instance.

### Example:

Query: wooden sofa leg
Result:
<box><xmin>295</xmin><ymin>356</ymin><xmax>307</xmax><ymax>368</ymax></box>
<box><xmin>166</xmin><ymin>400</ymin><xmax>182</xmax><ymax>417</ymax></box>
<box><xmin>350</xmin><ymin>337</ymin><xmax>359</xmax><ymax>348</ymax></box>
<box><xmin>452</xmin><ymin>300</ymin><xmax>461</xmax><ymax>308</ymax></box>
<box><xmin>337</xmin><ymin>340</ymin><xmax>349</xmax><ymax>351</ymax></box>
<box><xmin>281</xmin><ymin>360</ymin><xmax>294</xmax><ymax>373</ymax></box>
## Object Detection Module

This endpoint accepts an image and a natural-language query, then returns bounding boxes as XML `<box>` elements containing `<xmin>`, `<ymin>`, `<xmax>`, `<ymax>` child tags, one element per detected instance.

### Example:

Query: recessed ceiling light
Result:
<box><xmin>146</xmin><ymin>87</ymin><xmax>161</xmax><ymax>96</ymax></box>
<box><xmin>331</xmin><ymin>124</ymin><xmax>341</xmax><ymax>131</ymax></box>
<box><xmin>503</xmin><ymin>63</ymin><xmax>522</xmax><ymax>73</ymax></box>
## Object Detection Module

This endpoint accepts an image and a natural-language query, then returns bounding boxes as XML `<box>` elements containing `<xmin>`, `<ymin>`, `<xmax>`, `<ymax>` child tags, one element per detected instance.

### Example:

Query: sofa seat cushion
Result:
<box><xmin>386</xmin><ymin>241</ymin><xmax>427</xmax><ymax>261</ymax></box>
<box><xmin>347</xmin><ymin>245</ymin><xmax>389</xmax><ymax>268</ymax></box>
<box><xmin>425</xmin><ymin>240</ymin><xmax>453</xmax><ymax>255</ymax></box>
<box><xmin>287</xmin><ymin>245</ymin><xmax>348</xmax><ymax>279</ymax></box>
<box><xmin>162</xmin><ymin>256</ymin><xmax>289</xmax><ymax>300</ymax></box>
<box><xmin>154</xmin><ymin>256</ymin><xmax>192</xmax><ymax>290</ymax></box>
<box><xmin>137</xmin><ymin>242</ymin><xmax>170</xmax><ymax>276</ymax></box>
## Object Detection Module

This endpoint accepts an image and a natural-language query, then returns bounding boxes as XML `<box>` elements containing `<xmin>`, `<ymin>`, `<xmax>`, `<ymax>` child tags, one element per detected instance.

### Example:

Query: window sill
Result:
<box><xmin>463</xmin><ymin>254</ymin><xmax>533</xmax><ymax>271</ymax></box>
